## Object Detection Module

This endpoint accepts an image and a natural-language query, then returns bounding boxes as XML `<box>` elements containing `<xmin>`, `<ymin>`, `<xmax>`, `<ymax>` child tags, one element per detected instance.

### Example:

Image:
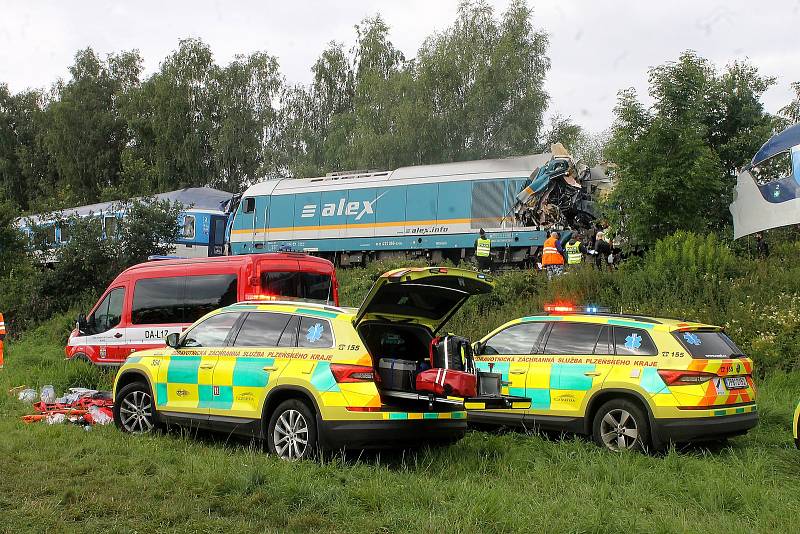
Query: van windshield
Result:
<box><xmin>261</xmin><ymin>271</ymin><xmax>332</xmax><ymax>303</ymax></box>
<box><xmin>673</xmin><ymin>331</ymin><xmax>744</xmax><ymax>359</ymax></box>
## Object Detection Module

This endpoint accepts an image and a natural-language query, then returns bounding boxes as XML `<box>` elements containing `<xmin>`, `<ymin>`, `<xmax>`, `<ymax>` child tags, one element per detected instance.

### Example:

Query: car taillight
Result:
<box><xmin>330</xmin><ymin>364</ymin><xmax>375</xmax><ymax>383</ymax></box>
<box><xmin>657</xmin><ymin>369</ymin><xmax>717</xmax><ymax>386</ymax></box>
<box><xmin>345</xmin><ymin>406</ymin><xmax>381</xmax><ymax>412</ymax></box>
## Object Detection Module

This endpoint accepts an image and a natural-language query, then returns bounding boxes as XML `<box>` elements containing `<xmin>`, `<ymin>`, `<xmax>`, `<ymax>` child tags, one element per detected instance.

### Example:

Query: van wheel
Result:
<box><xmin>71</xmin><ymin>353</ymin><xmax>91</xmax><ymax>364</ymax></box>
<box><xmin>114</xmin><ymin>382</ymin><xmax>156</xmax><ymax>434</ymax></box>
<box><xmin>267</xmin><ymin>399</ymin><xmax>318</xmax><ymax>461</ymax></box>
<box><xmin>592</xmin><ymin>399</ymin><xmax>650</xmax><ymax>452</ymax></box>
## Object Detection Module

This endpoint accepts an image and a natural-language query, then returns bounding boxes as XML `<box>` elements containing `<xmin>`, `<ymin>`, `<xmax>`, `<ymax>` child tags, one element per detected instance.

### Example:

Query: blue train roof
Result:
<box><xmin>752</xmin><ymin>123</ymin><xmax>800</xmax><ymax>166</ymax></box>
<box><xmin>23</xmin><ymin>187</ymin><xmax>233</xmax><ymax>225</ymax></box>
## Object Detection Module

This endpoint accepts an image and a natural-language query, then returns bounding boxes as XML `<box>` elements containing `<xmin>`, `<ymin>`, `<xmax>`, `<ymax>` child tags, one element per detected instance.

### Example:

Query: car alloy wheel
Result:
<box><xmin>600</xmin><ymin>408</ymin><xmax>639</xmax><ymax>451</ymax></box>
<box><xmin>273</xmin><ymin>409</ymin><xmax>310</xmax><ymax>460</ymax></box>
<box><xmin>119</xmin><ymin>389</ymin><xmax>155</xmax><ymax>433</ymax></box>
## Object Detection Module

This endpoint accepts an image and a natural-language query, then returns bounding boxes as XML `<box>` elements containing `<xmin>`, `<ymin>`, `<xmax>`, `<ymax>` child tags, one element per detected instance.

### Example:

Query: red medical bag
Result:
<box><xmin>415</xmin><ymin>368</ymin><xmax>477</xmax><ymax>397</ymax></box>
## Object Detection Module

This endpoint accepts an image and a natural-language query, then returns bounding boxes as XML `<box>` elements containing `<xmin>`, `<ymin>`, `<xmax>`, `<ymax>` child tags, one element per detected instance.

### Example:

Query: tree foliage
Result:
<box><xmin>0</xmin><ymin>200</ymin><xmax>180</xmax><ymax>333</ymax></box>
<box><xmin>604</xmin><ymin>52</ymin><xmax>777</xmax><ymax>246</ymax></box>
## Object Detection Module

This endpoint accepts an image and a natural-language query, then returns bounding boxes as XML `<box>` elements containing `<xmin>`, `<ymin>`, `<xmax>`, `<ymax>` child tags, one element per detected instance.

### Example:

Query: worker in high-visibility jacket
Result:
<box><xmin>475</xmin><ymin>228</ymin><xmax>492</xmax><ymax>272</ymax></box>
<box><xmin>541</xmin><ymin>231</ymin><xmax>566</xmax><ymax>280</ymax></box>
<box><xmin>564</xmin><ymin>234</ymin><xmax>588</xmax><ymax>268</ymax></box>
<box><xmin>0</xmin><ymin>312</ymin><xmax>6</xmax><ymax>369</ymax></box>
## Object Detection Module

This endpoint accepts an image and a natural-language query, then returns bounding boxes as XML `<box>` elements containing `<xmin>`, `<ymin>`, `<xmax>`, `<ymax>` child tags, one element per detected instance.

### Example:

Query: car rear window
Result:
<box><xmin>674</xmin><ymin>331</ymin><xmax>743</xmax><ymax>359</ymax></box>
<box><xmin>261</xmin><ymin>271</ymin><xmax>333</xmax><ymax>302</ymax></box>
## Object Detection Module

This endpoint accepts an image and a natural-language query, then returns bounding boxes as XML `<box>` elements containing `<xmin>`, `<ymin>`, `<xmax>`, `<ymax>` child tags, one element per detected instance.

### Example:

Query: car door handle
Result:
<box><xmin>584</xmin><ymin>371</ymin><xmax>602</xmax><ymax>377</ymax></box>
<box><xmin>263</xmin><ymin>366</ymin><xmax>278</xmax><ymax>371</ymax></box>
<box><xmin>510</xmin><ymin>369</ymin><xmax>526</xmax><ymax>374</ymax></box>
<box><xmin>199</xmin><ymin>363</ymin><xmax>215</xmax><ymax>369</ymax></box>
<box><xmin>114</xmin><ymin>332</ymin><xmax>123</xmax><ymax>339</ymax></box>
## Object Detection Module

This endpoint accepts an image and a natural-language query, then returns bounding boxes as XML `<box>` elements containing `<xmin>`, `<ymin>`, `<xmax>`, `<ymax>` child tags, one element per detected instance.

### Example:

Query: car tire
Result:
<box><xmin>592</xmin><ymin>399</ymin><xmax>650</xmax><ymax>452</ymax></box>
<box><xmin>267</xmin><ymin>399</ymin><xmax>318</xmax><ymax>461</ymax></box>
<box><xmin>114</xmin><ymin>381</ymin><xmax>157</xmax><ymax>434</ymax></box>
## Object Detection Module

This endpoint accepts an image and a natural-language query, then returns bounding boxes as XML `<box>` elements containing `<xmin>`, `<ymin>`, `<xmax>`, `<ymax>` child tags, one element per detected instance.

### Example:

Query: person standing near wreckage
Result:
<box><xmin>475</xmin><ymin>228</ymin><xmax>492</xmax><ymax>272</ymax></box>
<box><xmin>541</xmin><ymin>231</ymin><xmax>565</xmax><ymax>279</ymax></box>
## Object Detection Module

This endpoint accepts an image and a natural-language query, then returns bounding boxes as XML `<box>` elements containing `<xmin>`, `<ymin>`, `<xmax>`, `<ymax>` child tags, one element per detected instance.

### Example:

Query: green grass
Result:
<box><xmin>2</xmin><ymin>333</ymin><xmax>799</xmax><ymax>532</ymax></box>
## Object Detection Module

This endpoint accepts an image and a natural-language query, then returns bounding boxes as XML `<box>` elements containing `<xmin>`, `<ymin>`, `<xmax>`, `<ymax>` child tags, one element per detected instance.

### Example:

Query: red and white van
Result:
<box><xmin>66</xmin><ymin>253</ymin><xmax>339</xmax><ymax>365</ymax></box>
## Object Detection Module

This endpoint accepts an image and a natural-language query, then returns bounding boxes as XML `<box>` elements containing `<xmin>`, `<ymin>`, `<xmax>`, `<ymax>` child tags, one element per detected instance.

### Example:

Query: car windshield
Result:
<box><xmin>673</xmin><ymin>331</ymin><xmax>743</xmax><ymax>359</ymax></box>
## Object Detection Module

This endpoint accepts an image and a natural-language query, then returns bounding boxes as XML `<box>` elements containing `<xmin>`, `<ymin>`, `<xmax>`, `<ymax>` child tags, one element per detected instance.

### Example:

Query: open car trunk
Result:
<box><xmin>354</xmin><ymin>268</ymin><xmax>530</xmax><ymax>412</ymax></box>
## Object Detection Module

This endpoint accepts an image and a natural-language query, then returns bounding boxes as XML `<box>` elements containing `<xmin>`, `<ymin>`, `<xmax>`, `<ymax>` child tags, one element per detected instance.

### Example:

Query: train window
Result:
<box><xmin>242</xmin><ymin>197</ymin><xmax>255</xmax><ymax>214</ymax></box>
<box><xmin>181</xmin><ymin>215</ymin><xmax>196</xmax><ymax>239</ymax></box>
<box><xmin>751</xmin><ymin>151</ymin><xmax>792</xmax><ymax>186</ymax></box>
<box><xmin>104</xmin><ymin>216</ymin><xmax>117</xmax><ymax>239</ymax></box>
<box><xmin>58</xmin><ymin>223</ymin><xmax>71</xmax><ymax>243</ymax></box>
<box><xmin>183</xmin><ymin>274</ymin><xmax>238</xmax><ymax>323</ymax></box>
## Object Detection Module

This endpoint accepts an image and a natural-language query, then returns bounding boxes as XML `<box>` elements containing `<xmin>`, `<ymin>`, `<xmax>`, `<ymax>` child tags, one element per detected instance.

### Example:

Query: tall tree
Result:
<box><xmin>605</xmin><ymin>52</ymin><xmax>776</xmax><ymax>245</ymax></box>
<box><xmin>214</xmin><ymin>51</ymin><xmax>283</xmax><ymax>191</ymax></box>
<box><xmin>416</xmin><ymin>0</ymin><xmax>549</xmax><ymax>162</ymax></box>
<box><xmin>43</xmin><ymin>48</ymin><xmax>141</xmax><ymax>204</ymax></box>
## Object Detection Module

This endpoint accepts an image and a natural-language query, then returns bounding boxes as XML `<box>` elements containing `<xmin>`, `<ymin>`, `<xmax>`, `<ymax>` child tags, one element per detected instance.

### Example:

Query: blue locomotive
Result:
<box><xmin>229</xmin><ymin>152</ymin><xmax>593</xmax><ymax>265</ymax></box>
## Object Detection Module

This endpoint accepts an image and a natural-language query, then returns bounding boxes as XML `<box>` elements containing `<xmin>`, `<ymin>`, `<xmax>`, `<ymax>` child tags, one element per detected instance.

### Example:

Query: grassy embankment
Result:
<box><xmin>2</xmin><ymin>233</ymin><xmax>800</xmax><ymax>532</ymax></box>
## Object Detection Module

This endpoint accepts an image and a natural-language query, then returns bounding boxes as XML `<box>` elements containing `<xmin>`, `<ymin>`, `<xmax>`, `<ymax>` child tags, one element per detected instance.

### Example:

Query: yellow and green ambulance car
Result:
<box><xmin>471</xmin><ymin>305</ymin><xmax>758</xmax><ymax>451</ymax></box>
<box><xmin>113</xmin><ymin>267</ymin><xmax>528</xmax><ymax>459</ymax></box>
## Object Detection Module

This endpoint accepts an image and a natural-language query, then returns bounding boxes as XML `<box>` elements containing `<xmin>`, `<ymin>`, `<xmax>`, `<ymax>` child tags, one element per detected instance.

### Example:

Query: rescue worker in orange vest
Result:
<box><xmin>0</xmin><ymin>312</ymin><xmax>6</xmax><ymax>369</ymax></box>
<box><xmin>541</xmin><ymin>231</ymin><xmax>566</xmax><ymax>280</ymax></box>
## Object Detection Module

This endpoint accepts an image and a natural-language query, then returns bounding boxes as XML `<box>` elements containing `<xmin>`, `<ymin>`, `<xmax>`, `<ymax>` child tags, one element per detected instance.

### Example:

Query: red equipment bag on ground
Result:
<box><xmin>415</xmin><ymin>368</ymin><xmax>477</xmax><ymax>397</ymax></box>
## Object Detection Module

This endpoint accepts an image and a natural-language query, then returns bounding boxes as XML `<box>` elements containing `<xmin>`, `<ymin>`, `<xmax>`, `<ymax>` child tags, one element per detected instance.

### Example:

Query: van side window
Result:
<box><xmin>233</xmin><ymin>313</ymin><xmax>292</xmax><ymax>347</ymax></box>
<box><xmin>483</xmin><ymin>322</ymin><xmax>546</xmax><ymax>355</ymax></box>
<box><xmin>613</xmin><ymin>327</ymin><xmax>657</xmax><ymax>356</ymax></box>
<box><xmin>87</xmin><ymin>287</ymin><xmax>125</xmax><ymax>334</ymax></box>
<box><xmin>182</xmin><ymin>312</ymin><xmax>240</xmax><ymax>348</ymax></box>
<box><xmin>132</xmin><ymin>277</ymin><xmax>184</xmax><ymax>325</ymax></box>
<box><xmin>544</xmin><ymin>322</ymin><xmax>604</xmax><ymax>355</ymax></box>
<box><xmin>298</xmin><ymin>316</ymin><xmax>333</xmax><ymax>348</ymax></box>
<box><xmin>184</xmin><ymin>275</ymin><xmax>238</xmax><ymax>323</ymax></box>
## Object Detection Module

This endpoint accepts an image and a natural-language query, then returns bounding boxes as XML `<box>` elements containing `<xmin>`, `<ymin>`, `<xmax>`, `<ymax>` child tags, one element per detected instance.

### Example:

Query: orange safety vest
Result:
<box><xmin>541</xmin><ymin>237</ymin><xmax>564</xmax><ymax>266</ymax></box>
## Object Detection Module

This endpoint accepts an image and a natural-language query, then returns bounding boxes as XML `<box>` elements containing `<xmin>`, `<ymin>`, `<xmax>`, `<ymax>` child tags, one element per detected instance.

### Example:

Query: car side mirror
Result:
<box><xmin>77</xmin><ymin>314</ymin><xmax>87</xmax><ymax>335</ymax></box>
<box><xmin>473</xmin><ymin>341</ymin><xmax>484</xmax><ymax>355</ymax></box>
<box><xmin>165</xmin><ymin>332</ymin><xmax>181</xmax><ymax>349</ymax></box>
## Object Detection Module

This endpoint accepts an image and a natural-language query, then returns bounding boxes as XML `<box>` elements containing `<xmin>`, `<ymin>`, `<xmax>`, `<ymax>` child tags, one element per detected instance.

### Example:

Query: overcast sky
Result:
<box><xmin>2</xmin><ymin>0</ymin><xmax>799</xmax><ymax>133</ymax></box>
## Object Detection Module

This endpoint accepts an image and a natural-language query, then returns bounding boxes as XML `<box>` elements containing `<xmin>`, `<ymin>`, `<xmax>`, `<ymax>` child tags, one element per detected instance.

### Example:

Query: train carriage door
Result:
<box><xmin>294</xmin><ymin>191</ymin><xmax>321</xmax><ymax>245</ymax></box>
<box><xmin>346</xmin><ymin>188</ymin><xmax>376</xmax><ymax>240</ymax></box>
<box><xmin>405</xmin><ymin>184</ymin><xmax>438</xmax><ymax>245</ymax></box>
<box><xmin>252</xmin><ymin>196</ymin><xmax>269</xmax><ymax>250</ymax></box>
<box><xmin>209</xmin><ymin>215</ymin><xmax>227</xmax><ymax>257</ymax></box>
<box><xmin>319</xmin><ymin>190</ymin><xmax>347</xmax><ymax>240</ymax></box>
<box><xmin>233</xmin><ymin>197</ymin><xmax>257</xmax><ymax>253</ymax></box>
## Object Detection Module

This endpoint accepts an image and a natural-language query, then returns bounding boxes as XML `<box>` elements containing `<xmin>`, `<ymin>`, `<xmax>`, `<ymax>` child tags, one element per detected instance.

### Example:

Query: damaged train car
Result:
<box><xmin>731</xmin><ymin>123</ymin><xmax>800</xmax><ymax>239</ymax></box>
<box><xmin>229</xmin><ymin>145</ymin><xmax>600</xmax><ymax>266</ymax></box>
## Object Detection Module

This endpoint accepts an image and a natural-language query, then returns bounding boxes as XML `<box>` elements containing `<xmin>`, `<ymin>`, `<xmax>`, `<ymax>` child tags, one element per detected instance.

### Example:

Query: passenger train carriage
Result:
<box><xmin>230</xmin><ymin>153</ymin><xmax>581</xmax><ymax>265</ymax></box>
<box><xmin>18</xmin><ymin>187</ymin><xmax>233</xmax><ymax>260</ymax></box>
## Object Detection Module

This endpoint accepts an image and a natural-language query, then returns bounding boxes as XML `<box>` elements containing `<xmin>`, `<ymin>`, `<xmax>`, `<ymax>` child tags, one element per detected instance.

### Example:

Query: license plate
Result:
<box><xmin>724</xmin><ymin>376</ymin><xmax>749</xmax><ymax>390</ymax></box>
